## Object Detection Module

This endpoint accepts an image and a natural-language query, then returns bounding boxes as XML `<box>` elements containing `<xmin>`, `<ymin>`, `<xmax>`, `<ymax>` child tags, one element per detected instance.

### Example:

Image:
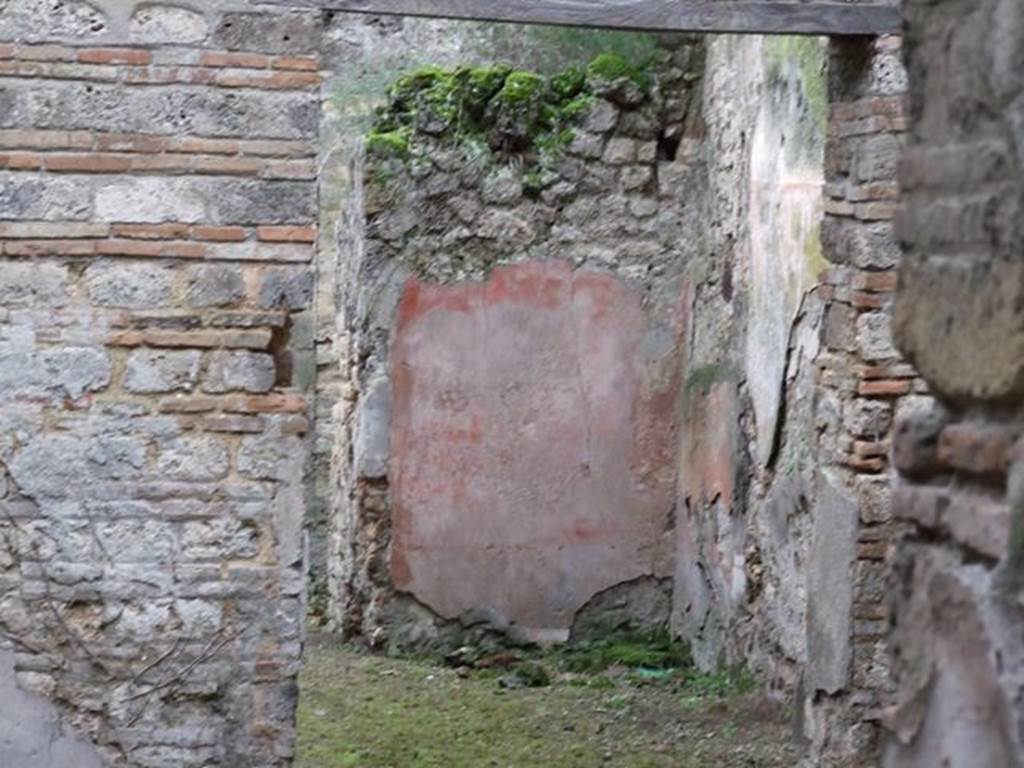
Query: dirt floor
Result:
<box><xmin>296</xmin><ymin>635</ymin><xmax>799</xmax><ymax>768</ymax></box>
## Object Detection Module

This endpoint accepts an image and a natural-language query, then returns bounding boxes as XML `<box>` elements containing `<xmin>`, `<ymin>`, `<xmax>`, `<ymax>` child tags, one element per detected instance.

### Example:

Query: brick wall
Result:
<box><xmin>884</xmin><ymin>0</ymin><xmax>1024</xmax><ymax>764</ymax></box>
<box><xmin>0</xmin><ymin>3</ymin><xmax>321</xmax><ymax>766</ymax></box>
<box><xmin>800</xmin><ymin>33</ymin><xmax>933</xmax><ymax>765</ymax></box>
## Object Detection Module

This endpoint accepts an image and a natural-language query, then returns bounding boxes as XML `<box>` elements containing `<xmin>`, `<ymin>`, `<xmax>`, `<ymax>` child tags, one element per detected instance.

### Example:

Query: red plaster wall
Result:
<box><xmin>389</xmin><ymin>260</ymin><xmax>679</xmax><ymax>640</ymax></box>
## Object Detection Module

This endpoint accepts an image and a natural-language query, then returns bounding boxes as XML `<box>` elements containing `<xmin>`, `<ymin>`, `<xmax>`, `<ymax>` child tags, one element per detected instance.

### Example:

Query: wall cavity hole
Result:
<box><xmin>269</xmin><ymin>321</ymin><xmax>293</xmax><ymax>388</ymax></box>
<box><xmin>657</xmin><ymin>130</ymin><xmax>681</xmax><ymax>162</ymax></box>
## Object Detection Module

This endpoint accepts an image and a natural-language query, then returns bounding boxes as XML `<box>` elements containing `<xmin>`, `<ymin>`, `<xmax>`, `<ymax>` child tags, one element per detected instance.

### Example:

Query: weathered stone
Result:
<box><xmin>0</xmin><ymin>263</ymin><xmax>69</xmax><ymax>307</ymax></box>
<box><xmin>156</xmin><ymin>437</ymin><xmax>230</xmax><ymax>482</ymax></box>
<box><xmin>856</xmin><ymin>311</ymin><xmax>897</xmax><ymax>361</ymax></box>
<box><xmin>214</xmin><ymin>11</ymin><xmax>322</xmax><ymax>55</ymax></box>
<box><xmin>85</xmin><ymin>261</ymin><xmax>174</xmax><ymax>309</ymax></box>
<box><xmin>203</xmin><ymin>351</ymin><xmax>276</xmax><ymax>394</ymax></box>
<box><xmin>129</xmin><ymin>4</ymin><xmax>209</xmax><ymax>44</ymax></box>
<box><xmin>123</xmin><ymin>350</ymin><xmax>202</xmax><ymax>394</ymax></box>
<box><xmin>258</xmin><ymin>267</ymin><xmax>314</xmax><ymax>310</ymax></box>
<box><xmin>39</xmin><ymin>347</ymin><xmax>111</xmax><ymax>399</ymax></box>
<box><xmin>185</xmin><ymin>264</ymin><xmax>246</xmax><ymax>308</ymax></box>
<box><xmin>481</xmin><ymin>170</ymin><xmax>523</xmax><ymax>204</ymax></box>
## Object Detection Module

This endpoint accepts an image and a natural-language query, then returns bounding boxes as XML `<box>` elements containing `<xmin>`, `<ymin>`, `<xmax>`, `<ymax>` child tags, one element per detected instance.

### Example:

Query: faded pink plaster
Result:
<box><xmin>389</xmin><ymin>260</ymin><xmax>679</xmax><ymax>639</ymax></box>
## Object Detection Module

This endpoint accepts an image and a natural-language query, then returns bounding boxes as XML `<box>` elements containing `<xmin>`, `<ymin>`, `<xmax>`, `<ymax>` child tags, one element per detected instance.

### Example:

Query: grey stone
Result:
<box><xmin>806</xmin><ymin>471</ymin><xmax>857</xmax><ymax>694</ymax></box>
<box><xmin>203</xmin><ymin>351</ymin><xmax>276</xmax><ymax>394</ymax></box>
<box><xmin>567</xmin><ymin>131</ymin><xmax>604</xmax><ymax>159</ymax></box>
<box><xmin>214</xmin><ymin>11</ymin><xmax>322</xmax><ymax>55</ymax></box>
<box><xmin>39</xmin><ymin>348</ymin><xmax>111</xmax><ymax>399</ymax></box>
<box><xmin>0</xmin><ymin>650</ymin><xmax>104</xmax><ymax>768</ymax></box>
<box><xmin>129</xmin><ymin>4</ymin><xmax>209</xmax><ymax>44</ymax></box>
<box><xmin>844</xmin><ymin>400</ymin><xmax>893</xmax><ymax>438</ymax></box>
<box><xmin>238</xmin><ymin>430</ymin><xmax>304</xmax><ymax>482</ymax></box>
<box><xmin>185</xmin><ymin>264</ymin><xmax>246</xmax><ymax>308</ymax></box>
<box><xmin>481</xmin><ymin>170</ymin><xmax>523</xmax><ymax>204</ymax></box>
<box><xmin>583</xmin><ymin>100</ymin><xmax>619</xmax><ymax>133</ymax></box>
<box><xmin>157</xmin><ymin>438</ymin><xmax>230</xmax><ymax>482</ymax></box>
<box><xmin>183</xmin><ymin>520</ymin><xmax>259</xmax><ymax>561</ymax></box>
<box><xmin>603</xmin><ymin>137</ymin><xmax>637</xmax><ymax>164</ymax></box>
<box><xmin>3</xmin><ymin>80</ymin><xmax>318</xmax><ymax>139</ymax></box>
<box><xmin>0</xmin><ymin>262</ymin><xmax>69</xmax><ymax>307</ymax></box>
<box><xmin>123</xmin><ymin>350</ymin><xmax>202</xmax><ymax>394</ymax></box>
<box><xmin>621</xmin><ymin>165</ymin><xmax>654</xmax><ymax>191</ymax></box>
<box><xmin>856</xmin><ymin>311</ymin><xmax>897</xmax><ymax>361</ymax></box>
<box><xmin>354</xmin><ymin>376</ymin><xmax>391</xmax><ymax>480</ymax></box>
<box><xmin>258</xmin><ymin>267</ymin><xmax>314</xmax><ymax>310</ymax></box>
<box><xmin>85</xmin><ymin>261</ymin><xmax>174</xmax><ymax>309</ymax></box>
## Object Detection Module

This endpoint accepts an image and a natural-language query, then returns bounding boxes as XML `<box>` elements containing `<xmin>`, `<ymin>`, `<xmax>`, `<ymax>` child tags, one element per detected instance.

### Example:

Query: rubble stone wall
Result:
<box><xmin>0</xmin><ymin>2</ymin><xmax>320</xmax><ymax>765</ymax></box>
<box><xmin>335</xmin><ymin>37</ymin><xmax>704</xmax><ymax>650</ymax></box>
<box><xmin>886</xmin><ymin>0</ymin><xmax>1024</xmax><ymax>765</ymax></box>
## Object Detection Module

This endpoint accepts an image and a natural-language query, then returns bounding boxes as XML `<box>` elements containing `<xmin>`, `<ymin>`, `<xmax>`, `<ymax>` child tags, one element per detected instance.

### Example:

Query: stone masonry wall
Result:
<box><xmin>885</xmin><ymin>0</ymin><xmax>1024</xmax><ymax>765</ymax></box>
<box><xmin>0</xmin><ymin>2</ymin><xmax>320</xmax><ymax>765</ymax></box>
<box><xmin>674</xmin><ymin>30</ymin><xmax>926</xmax><ymax>767</ymax></box>
<box><xmin>334</xmin><ymin>38</ymin><xmax>704</xmax><ymax>651</ymax></box>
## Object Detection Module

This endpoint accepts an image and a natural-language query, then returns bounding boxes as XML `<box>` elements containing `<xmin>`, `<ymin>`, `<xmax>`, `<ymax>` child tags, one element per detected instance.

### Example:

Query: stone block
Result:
<box><xmin>354</xmin><ymin>376</ymin><xmax>391</xmax><ymax>480</ymax></box>
<box><xmin>39</xmin><ymin>347</ymin><xmax>111</xmax><ymax>399</ymax></box>
<box><xmin>892</xmin><ymin>398</ymin><xmax>950</xmax><ymax>479</ymax></box>
<box><xmin>203</xmin><ymin>351</ymin><xmax>276</xmax><ymax>394</ymax></box>
<box><xmin>84</xmin><ymin>261</ymin><xmax>174</xmax><ymax>309</ymax></box>
<box><xmin>258</xmin><ymin>267</ymin><xmax>314</xmax><ymax>310</ymax></box>
<box><xmin>845</xmin><ymin>399</ymin><xmax>893</xmax><ymax>438</ymax></box>
<box><xmin>603</xmin><ymin>137</ymin><xmax>638</xmax><ymax>164</ymax></box>
<box><xmin>856</xmin><ymin>311</ymin><xmax>897</xmax><ymax>361</ymax></box>
<box><xmin>129</xmin><ymin>5</ymin><xmax>209</xmax><ymax>44</ymax></box>
<box><xmin>481</xmin><ymin>170</ymin><xmax>523</xmax><ymax>204</ymax></box>
<box><xmin>3</xmin><ymin>80</ymin><xmax>319</xmax><ymax>140</ymax></box>
<box><xmin>156</xmin><ymin>437</ymin><xmax>230</xmax><ymax>482</ymax></box>
<box><xmin>214</xmin><ymin>12</ymin><xmax>322</xmax><ymax>55</ymax></box>
<box><xmin>184</xmin><ymin>264</ymin><xmax>246</xmax><ymax>308</ymax></box>
<box><xmin>123</xmin><ymin>350</ymin><xmax>202</xmax><ymax>394</ymax></box>
<box><xmin>0</xmin><ymin>262</ymin><xmax>69</xmax><ymax>307</ymax></box>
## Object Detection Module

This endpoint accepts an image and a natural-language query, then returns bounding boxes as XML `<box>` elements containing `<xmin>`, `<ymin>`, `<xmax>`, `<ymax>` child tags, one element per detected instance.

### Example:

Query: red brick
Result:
<box><xmin>850</xmin><ymin>291</ymin><xmax>886</xmax><ymax>309</ymax></box>
<box><xmin>0</xmin><ymin>152</ymin><xmax>42</xmax><ymax>170</ymax></box>
<box><xmin>18</xmin><ymin>44</ymin><xmax>75</xmax><ymax>62</ymax></box>
<box><xmin>78</xmin><ymin>48</ymin><xmax>151</xmax><ymax>65</ymax></box>
<box><xmin>157</xmin><ymin>395</ymin><xmax>219</xmax><ymax>414</ymax></box>
<box><xmin>199</xmin><ymin>51</ymin><xmax>269</xmax><ymax>69</ymax></box>
<box><xmin>279</xmin><ymin>415</ymin><xmax>311</xmax><ymax>435</ymax></box>
<box><xmin>94</xmin><ymin>133</ymin><xmax>168</xmax><ymax>154</ymax></box>
<box><xmin>0</xmin><ymin>222</ymin><xmax>108</xmax><ymax>239</ymax></box>
<box><xmin>0</xmin><ymin>129</ymin><xmax>91</xmax><ymax>150</ymax></box>
<box><xmin>937</xmin><ymin>423</ymin><xmax>1017</xmax><ymax>476</ymax></box>
<box><xmin>859</xmin><ymin>363</ymin><xmax>917</xmax><ymax>380</ymax></box>
<box><xmin>4</xmin><ymin>239</ymin><xmax>96</xmax><ymax>256</ymax></box>
<box><xmin>222</xmin><ymin>329</ymin><xmax>273</xmax><ymax>350</ymax></box>
<box><xmin>128</xmin><ymin>155</ymin><xmax>191</xmax><ymax>173</ymax></box>
<box><xmin>272</xmin><ymin>55</ymin><xmax>319</xmax><ymax>72</ymax></box>
<box><xmin>175</xmin><ymin>137</ymin><xmax>241</xmax><ymax>155</ymax></box>
<box><xmin>191</xmin><ymin>225</ymin><xmax>248</xmax><ymax>242</ymax></box>
<box><xmin>0</xmin><ymin>44</ymin><xmax>14</xmax><ymax>60</ymax></box>
<box><xmin>200</xmin><ymin>414</ymin><xmax>265</xmax><ymax>433</ymax></box>
<box><xmin>855</xmin><ymin>202</ymin><xmax>897</xmax><ymax>221</ymax></box>
<box><xmin>95</xmin><ymin>239</ymin><xmax>205</xmax><ymax>258</ymax></box>
<box><xmin>262</xmin><ymin>159</ymin><xmax>316</xmax><ymax>179</ymax></box>
<box><xmin>256</xmin><ymin>225</ymin><xmax>316</xmax><ymax>243</ymax></box>
<box><xmin>223</xmin><ymin>393</ymin><xmax>307</xmax><ymax>414</ymax></box>
<box><xmin>853</xmin><ymin>271</ymin><xmax>899</xmax><ymax>292</ymax></box>
<box><xmin>854</xmin><ymin>440</ymin><xmax>890</xmax><ymax>459</ymax></box>
<box><xmin>858</xmin><ymin>379</ymin><xmax>912</xmax><ymax>397</ymax></box>
<box><xmin>111</xmin><ymin>223</ymin><xmax>190</xmax><ymax>240</ymax></box>
<box><xmin>844</xmin><ymin>455</ymin><xmax>886</xmax><ymax>473</ymax></box>
<box><xmin>214</xmin><ymin>70</ymin><xmax>320</xmax><ymax>90</ymax></box>
<box><xmin>856</xmin><ymin>541</ymin><xmax>887</xmax><ymax>560</ymax></box>
<box><xmin>191</xmin><ymin>155</ymin><xmax>263</xmax><ymax>175</ymax></box>
<box><xmin>45</xmin><ymin>153</ymin><xmax>132</xmax><ymax>173</ymax></box>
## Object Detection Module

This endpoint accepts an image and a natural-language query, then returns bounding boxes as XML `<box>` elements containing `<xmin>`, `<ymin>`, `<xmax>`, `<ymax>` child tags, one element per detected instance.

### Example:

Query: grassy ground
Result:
<box><xmin>296</xmin><ymin>635</ymin><xmax>799</xmax><ymax>768</ymax></box>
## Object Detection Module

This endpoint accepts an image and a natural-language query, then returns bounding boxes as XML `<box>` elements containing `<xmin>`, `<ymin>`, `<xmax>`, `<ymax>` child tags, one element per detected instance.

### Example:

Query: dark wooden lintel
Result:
<box><xmin>259</xmin><ymin>0</ymin><xmax>902</xmax><ymax>37</ymax></box>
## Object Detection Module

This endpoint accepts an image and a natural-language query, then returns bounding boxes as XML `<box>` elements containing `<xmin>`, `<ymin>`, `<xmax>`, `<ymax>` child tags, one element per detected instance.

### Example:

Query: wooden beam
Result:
<box><xmin>260</xmin><ymin>0</ymin><xmax>902</xmax><ymax>36</ymax></box>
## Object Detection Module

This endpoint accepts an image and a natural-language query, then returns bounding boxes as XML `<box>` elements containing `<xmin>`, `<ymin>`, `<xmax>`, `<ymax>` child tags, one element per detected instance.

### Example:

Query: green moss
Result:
<box><xmin>365</xmin><ymin>128</ymin><xmax>411</xmax><ymax>159</ymax></box>
<box><xmin>557</xmin><ymin>633</ymin><xmax>692</xmax><ymax>674</ymax></box>
<box><xmin>763</xmin><ymin>36</ymin><xmax>828</xmax><ymax>147</ymax></box>
<box><xmin>587</xmin><ymin>52</ymin><xmax>631</xmax><ymax>81</ymax></box>
<box><xmin>497</xmin><ymin>70</ymin><xmax>544</xmax><ymax>104</ymax></box>
<box><xmin>686</xmin><ymin>364</ymin><xmax>729</xmax><ymax>396</ymax></box>
<box><xmin>367</xmin><ymin>57</ymin><xmax>635</xmax><ymax>173</ymax></box>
